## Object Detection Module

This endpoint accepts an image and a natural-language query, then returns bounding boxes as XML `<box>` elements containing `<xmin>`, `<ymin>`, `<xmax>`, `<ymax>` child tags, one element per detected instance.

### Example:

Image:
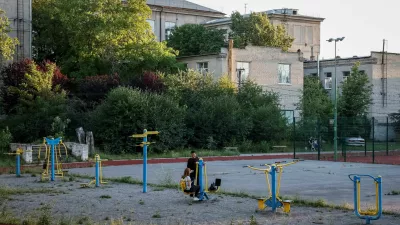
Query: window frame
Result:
<box><xmin>278</xmin><ymin>63</ymin><xmax>291</xmax><ymax>85</ymax></box>
<box><xmin>324</xmin><ymin>72</ymin><xmax>332</xmax><ymax>89</ymax></box>
<box><xmin>165</xmin><ymin>21</ymin><xmax>176</xmax><ymax>40</ymax></box>
<box><xmin>197</xmin><ymin>62</ymin><xmax>209</xmax><ymax>75</ymax></box>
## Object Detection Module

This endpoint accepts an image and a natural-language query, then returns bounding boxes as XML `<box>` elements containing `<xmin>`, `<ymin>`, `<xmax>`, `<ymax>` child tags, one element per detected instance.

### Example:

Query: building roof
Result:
<box><xmin>204</xmin><ymin>8</ymin><xmax>324</xmax><ymax>25</ymax></box>
<box><xmin>146</xmin><ymin>0</ymin><xmax>224</xmax><ymax>15</ymax></box>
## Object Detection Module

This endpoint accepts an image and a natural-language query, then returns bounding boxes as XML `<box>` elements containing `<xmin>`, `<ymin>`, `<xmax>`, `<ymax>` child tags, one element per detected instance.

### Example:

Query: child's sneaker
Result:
<box><xmin>193</xmin><ymin>197</ymin><xmax>199</xmax><ymax>201</ymax></box>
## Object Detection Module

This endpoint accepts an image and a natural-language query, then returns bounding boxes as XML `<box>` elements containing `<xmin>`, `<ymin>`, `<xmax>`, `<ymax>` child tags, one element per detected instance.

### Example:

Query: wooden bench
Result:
<box><xmin>272</xmin><ymin>146</ymin><xmax>287</xmax><ymax>152</ymax></box>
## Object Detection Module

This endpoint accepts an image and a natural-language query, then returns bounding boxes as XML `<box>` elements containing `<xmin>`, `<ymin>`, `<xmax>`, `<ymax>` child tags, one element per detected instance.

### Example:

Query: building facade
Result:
<box><xmin>178</xmin><ymin>45</ymin><xmax>304</xmax><ymax>119</ymax></box>
<box><xmin>204</xmin><ymin>8</ymin><xmax>324</xmax><ymax>60</ymax></box>
<box><xmin>146</xmin><ymin>0</ymin><xmax>225</xmax><ymax>42</ymax></box>
<box><xmin>304</xmin><ymin>52</ymin><xmax>400</xmax><ymax>140</ymax></box>
<box><xmin>0</xmin><ymin>0</ymin><xmax>32</xmax><ymax>62</ymax></box>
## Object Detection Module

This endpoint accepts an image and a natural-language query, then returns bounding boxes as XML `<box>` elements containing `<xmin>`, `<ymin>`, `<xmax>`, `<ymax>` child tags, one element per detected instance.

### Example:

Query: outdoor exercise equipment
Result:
<box><xmin>348</xmin><ymin>174</ymin><xmax>382</xmax><ymax>224</ymax></box>
<box><xmin>131</xmin><ymin>129</ymin><xmax>159</xmax><ymax>193</ymax></box>
<box><xmin>38</xmin><ymin>137</ymin><xmax>68</xmax><ymax>181</ymax></box>
<box><xmin>245</xmin><ymin>159</ymin><xmax>303</xmax><ymax>213</ymax></box>
<box><xmin>179</xmin><ymin>158</ymin><xmax>221</xmax><ymax>201</ymax></box>
<box><xmin>3</xmin><ymin>148</ymin><xmax>32</xmax><ymax>177</ymax></box>
<box><xmin>80</xmin><ymin>154</ymin><xmax>107</xmax><ymax>188</ymax></box>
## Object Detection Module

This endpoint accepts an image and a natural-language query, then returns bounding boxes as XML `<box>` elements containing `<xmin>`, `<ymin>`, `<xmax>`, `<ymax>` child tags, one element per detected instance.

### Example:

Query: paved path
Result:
<box><xmin>69</xmin><ymin>159</ymin><xmax>400</xmax><ymax>213</ymax></box>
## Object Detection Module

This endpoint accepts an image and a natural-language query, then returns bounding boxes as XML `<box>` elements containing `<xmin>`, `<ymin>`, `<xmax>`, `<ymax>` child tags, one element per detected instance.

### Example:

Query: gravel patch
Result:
<box><xmin>0</xmin><ymin>175</ymin><xmax>399</xmax><ymax>225</ymax></box>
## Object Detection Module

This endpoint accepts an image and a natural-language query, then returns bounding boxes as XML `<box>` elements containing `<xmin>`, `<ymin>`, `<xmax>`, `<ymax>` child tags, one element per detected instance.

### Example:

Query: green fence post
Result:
<box><xmin>317</xmin><ymin>119</ymin><xmax>321</xmax><ymax>161</ymax></box>
<box><xmin>293</xmin><ymin>117</ymin><xmax>296</xmax><ymax>159</ymax></box>
<box><xmin>387</xmin><ymin>116</ymin><xmax>389</xmax><ymax>156</ymax></box>
<box><xmin>372</xmin><ymin>117</ymin><xmax>375</xmax><ymax>164</ymax></box>
<box><xmin>364</xmin><ymin>117</ymin><xmax>367</xmax><ymax>156</ymax></box>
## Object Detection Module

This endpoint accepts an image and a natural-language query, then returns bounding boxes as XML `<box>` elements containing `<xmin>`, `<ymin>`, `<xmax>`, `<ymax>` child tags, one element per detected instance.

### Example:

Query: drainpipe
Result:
<box><xmin>317</xmin><ymin>53</ymin><xmax>320</xmax><ymax>77</ymax></box>
<box><xmin>228</xmin><ymin>39</ymin><xmax>233</xmax><ymax>82</ymax></box>
<box><xmin>159</xmin><ymin>7</ymin><xmax>163</xmax><ymax>42</ymax></box>
<box><xmin>29</xmin><ymin>0</ymin><xmax>32</xmax><ymax>58</ymax></box>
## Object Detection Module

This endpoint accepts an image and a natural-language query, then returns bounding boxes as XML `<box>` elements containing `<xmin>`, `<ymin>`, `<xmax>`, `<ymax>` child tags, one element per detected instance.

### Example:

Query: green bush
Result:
<box><xmin>186</xmin><ymin>94</ymin><xmax>251</xmax><ymax>148</ymax></box>
<box><xmin>0</xmin><ymin>127</ymin><xmax>12</xmax><ymax>153</ymax></box>
<box><xmin>2</xmin><ymin>92</ymin><xmax>68</xmax><ymax>143</ymax></box>
<box><xmin>90</xmin><ymin>87</ymin><xmax>186</xmax><ymax>154</ymax></box>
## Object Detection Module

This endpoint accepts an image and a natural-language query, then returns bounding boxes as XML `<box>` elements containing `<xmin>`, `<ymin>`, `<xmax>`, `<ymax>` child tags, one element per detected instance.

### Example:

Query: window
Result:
<box><xmin>146</xmin><ymin>19</ymin><xmax>155</xmax><ymax>33</ymax></box>
<box><xmin>324</xmin><ymin>72</ymin><xmax>332</xmax><ymax>89</ymax></box>
<box><xmin>306</xmin><ymin>26</ymin><xmax>313</xmax><ymax>44</ymax></box>
<box><xmin>281</xmin><ymin>110</ymin><xmax>294</xmax><ymax>124</ymax></box>
<box><xmin>278</xmin><ymin>64</ymin><xmax>291</xmax><ymax>84</ymax></box>
<box><xmin>165</xmin><ymin>22</ymin><xmax>176</xmax><ymax>40</ymax></box>
<box><xmin>359</xmin><ymin>70</ymin><xmax>366</xmax><ymax>75</ymax></box>
<box><xmin>197</xmin><ymin>62</ymin><xmax>208</xmax><ymax>75</ymax></box>
<box><xmin>236</xmin><ymin>62</ymin><xmax>249</xmax><ymax>84</ymax></box>
<box><xmin>343</xmin><ymin>71</ymin><xmax>350</xmax><ymax>81</ymax></box>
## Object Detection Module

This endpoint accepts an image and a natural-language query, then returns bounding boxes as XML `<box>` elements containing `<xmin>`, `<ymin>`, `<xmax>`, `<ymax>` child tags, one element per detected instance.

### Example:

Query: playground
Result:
<box><xmin>1</xmin><ymin>134</ymin><xmax>400</xmax><ymax>225</ymax></box>
<box><xmin>1</xmin><ymin>157</ymin><xmax>399</xmax><ymax>224</ymax></box>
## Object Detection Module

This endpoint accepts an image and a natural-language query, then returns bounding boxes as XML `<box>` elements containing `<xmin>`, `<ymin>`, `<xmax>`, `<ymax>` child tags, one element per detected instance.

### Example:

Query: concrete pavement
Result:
<box><xmin>69</xmin><ymin>159</ymin><xmax>400</xmax><ymax>212</ymax></box>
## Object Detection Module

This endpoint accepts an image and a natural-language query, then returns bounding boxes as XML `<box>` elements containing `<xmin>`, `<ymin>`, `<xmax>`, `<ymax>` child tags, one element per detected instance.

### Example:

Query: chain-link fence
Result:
<box><xmin>289</xmin><ymin>116</ymin><xmax>400</xmax><ymax>164</ymax></box>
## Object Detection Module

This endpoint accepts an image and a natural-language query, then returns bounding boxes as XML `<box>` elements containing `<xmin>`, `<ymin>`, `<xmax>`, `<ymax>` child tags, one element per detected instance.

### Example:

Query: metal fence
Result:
<box><xmin>289</xmin><ymin>116</ymin><xmax>400</xmax><ymax>164</ymax></box>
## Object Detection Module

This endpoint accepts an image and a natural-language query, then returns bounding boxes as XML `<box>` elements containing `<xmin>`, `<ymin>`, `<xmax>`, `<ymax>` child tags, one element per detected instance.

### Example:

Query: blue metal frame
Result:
<box><xmin>265</xmin><ymin>165</ymin><xmax>283</xmax><ymax>212</ymax></box>
<box><xmin>349</xmin><ymin>174</ymin><xmax>382</xmax><ymax>224</ymax></box>
<box><xmin>95</xmin><ymin>155</ymin><xmax>100</xmax><ymax>187</ymax></box>
<box><xmin>197</xmin><ymin>158</ymin><xmax>209</xmax><ymax>201</ymax></box>
<box><xmin>45</xmin><ymin>137</ymin><xmax>61</xmax><ymax>181</ymax></box>
<box><xmin>16</xmin><ymin>154</ymin><xmax>21</xmax><ymax>177</ymax></box>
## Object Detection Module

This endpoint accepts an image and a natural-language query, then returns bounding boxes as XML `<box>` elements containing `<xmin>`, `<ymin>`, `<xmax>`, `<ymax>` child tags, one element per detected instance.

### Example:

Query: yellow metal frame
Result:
<box><xmin>356</xmin><ymin>180</ymin><xmax>379</xmax><ymax>216</ymax></box>
<box><xmin>38</xmin><ymin>138</ymin><xmax>68</xmax><ymax>181</ymax></box>
<box><xmin>247</xmin><ymin>160</ymin><xmax>301</xmax><ymax>206</ymax></box>
<box><xmin>80</xmin><ymin>155</ymin><xmax>107</xmax><ymax>188</ymax></box>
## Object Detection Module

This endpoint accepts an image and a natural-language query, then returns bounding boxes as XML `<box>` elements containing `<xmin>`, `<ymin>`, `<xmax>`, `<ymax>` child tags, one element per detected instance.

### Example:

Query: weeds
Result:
<box><xmin>387</xmin><ymin>190</ymin><xmax>400</xmax><ymax>195</ymax></box>
<box><xmin>152</xmin><ymin>211</ymin><xmax>161</xmax><ymax>218</ymax></box>
<box><xmin>0</xmin><ymin>186</ymin><xmax>61</xmax><ymax>199</ymax></box>
<box><xmin>100</xmin><ymin>195</ymin><xmax>112</xmax><ymax>199</ymax></box>
<box><xmin>139</xmin><ymin>199</ymin><xmax>144</xmax><ymax>205</ymax></box>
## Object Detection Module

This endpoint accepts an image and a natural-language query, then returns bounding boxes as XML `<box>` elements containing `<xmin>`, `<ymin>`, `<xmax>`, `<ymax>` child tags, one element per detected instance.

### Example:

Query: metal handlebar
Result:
<box><xmin>246</xmin><ymin>165</ymin><xmax>271</xmax><ymax>172</ymax></box>
<box><xmin>348</xmin><ymin>174</ymin><xmax>380</xmax><ymax>182</ymax></box>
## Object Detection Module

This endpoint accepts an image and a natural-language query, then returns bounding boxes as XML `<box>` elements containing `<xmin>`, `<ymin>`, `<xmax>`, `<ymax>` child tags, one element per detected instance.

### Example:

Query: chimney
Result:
<box><xmin>228</xmin><ymin>39</ymin><xmax>234</xmax><ymax>81</ymax></box>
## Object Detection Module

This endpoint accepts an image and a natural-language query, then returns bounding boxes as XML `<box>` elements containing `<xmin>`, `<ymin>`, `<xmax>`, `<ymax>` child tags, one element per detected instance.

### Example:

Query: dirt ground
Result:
<box><xmin>1</xmin><ymin>175</ymin><xmax>399</xmax><ymax>225</ymax></box>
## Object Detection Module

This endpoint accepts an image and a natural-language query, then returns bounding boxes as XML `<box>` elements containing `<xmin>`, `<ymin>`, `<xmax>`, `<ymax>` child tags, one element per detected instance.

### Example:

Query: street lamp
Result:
<box><xmin>326</xmin><ymin>37</ymin><xmax>345</xmax><ymax>161</ymax></box>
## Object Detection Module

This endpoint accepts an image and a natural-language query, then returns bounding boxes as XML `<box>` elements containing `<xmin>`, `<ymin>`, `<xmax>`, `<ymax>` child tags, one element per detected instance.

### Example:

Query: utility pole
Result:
<box><xmin>327</xmin><ymin>37</ymin><xmax>345</xmax><ymax>162</ymax></box>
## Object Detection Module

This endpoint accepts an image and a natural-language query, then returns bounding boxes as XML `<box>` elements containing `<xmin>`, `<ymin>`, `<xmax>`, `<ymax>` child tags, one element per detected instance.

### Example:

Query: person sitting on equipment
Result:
<box><xmin>182</xmin><ymin>168</ymin><xmax>200</xmax><ymax>200</ymax></box>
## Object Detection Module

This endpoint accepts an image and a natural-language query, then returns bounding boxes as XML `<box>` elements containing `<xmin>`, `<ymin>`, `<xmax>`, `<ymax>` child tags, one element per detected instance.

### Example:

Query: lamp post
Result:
<box><xmin>326</xmin><ymin>37</ymin><xmax>345</xmax><ymax>161</ymax></box>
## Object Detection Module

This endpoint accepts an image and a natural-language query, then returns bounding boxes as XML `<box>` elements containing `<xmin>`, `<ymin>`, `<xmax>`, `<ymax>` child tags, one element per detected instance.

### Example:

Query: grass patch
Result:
<box><xmin>100</xmin><ymin>195</ymin><xmax>112</xmax><ymax>199</ymax></box>
<box><xmin>0</xmin><ymin>206</ymin><xmax>20</xmax><ymax>224</ymax></box>
<box><xmin>98</xmin><ymin>148</ymin><xmax>240</xmax><ymax>161</ymax></box>
<box><xmin>0</xmin><ymin>186</ymin><xmax>63</xmax><ymax>199</ymax></box>
<box><xmin>387</xmin><ymin>190</ymin><xmax>400</xmax><ymax>195</ymax></box>
<box><xmin>152</xmin><ymin>211</ymin><xmax>161</xmax><ymax>218</ymax></box>
<box><xmin>0</xmin><ymin>155</ymin><xmax>15</xmax><ymax>167</ymax></box>
<box><xmin>139</xmin><ymin>199</ymin><xmax>144</xmax><ymax>205</ymax></box>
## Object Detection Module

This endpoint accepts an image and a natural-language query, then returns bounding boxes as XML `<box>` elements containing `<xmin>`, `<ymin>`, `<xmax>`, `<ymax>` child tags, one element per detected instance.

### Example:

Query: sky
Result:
<box><xmin>190</xmin><ymin>0</ymin><xmax>398</xmax><ymax>59</ymax></box>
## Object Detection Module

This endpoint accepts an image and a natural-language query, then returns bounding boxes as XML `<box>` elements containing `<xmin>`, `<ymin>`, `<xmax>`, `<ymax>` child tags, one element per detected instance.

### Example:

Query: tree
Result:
<box><xmin>338</xmin><ymin>62</ymin><xmax>373</xmax><ymax>118</ymax></box>
<box><xmin>0</xmin><ymin>60</ymin><xmax>67</xmax><ymax>114</ymax></box>
<box><xmin>167</xmin><ymin>24</ymin><xmax>226</xmax><ymax>56</ymax></box>
<box><xmin>0</xmin><ymin>9</ymin><xmax>19</xmax><ymax>61</ymax></box>
<box><xmin>33</xmin><ymin>0</ymin><xmax>178</xmax><ymax>78</ymax></box>
<box><xmin>298</xmin><ymin>76</ymin><xmax>333</xmax><ymax>120</ymax></box>
<box><xmin>230</xmin><ymin>12</ymin><xmax>294</xmax><ymax>51</ymax></box>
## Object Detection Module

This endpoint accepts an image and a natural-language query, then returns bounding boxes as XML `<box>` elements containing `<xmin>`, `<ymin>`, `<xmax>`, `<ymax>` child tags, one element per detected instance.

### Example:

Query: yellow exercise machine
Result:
<box><xmin>348</xmin><ymin>174</ymin><xmax>382</xmax><ymax>224</ymax></box>
<box><xmin>245</xmin><ymin>159</ymin><xmax>303</xmax><ymax>213</ymax></box>
<box><xmin>80</xmin><ymin>154</ymin><xmax>107</xmax><ymax>188</ymax></box>
<box><xmin>38</xmin><ymin>137</ymin><xmax>68</xmax><ymax>181</ymax></box>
